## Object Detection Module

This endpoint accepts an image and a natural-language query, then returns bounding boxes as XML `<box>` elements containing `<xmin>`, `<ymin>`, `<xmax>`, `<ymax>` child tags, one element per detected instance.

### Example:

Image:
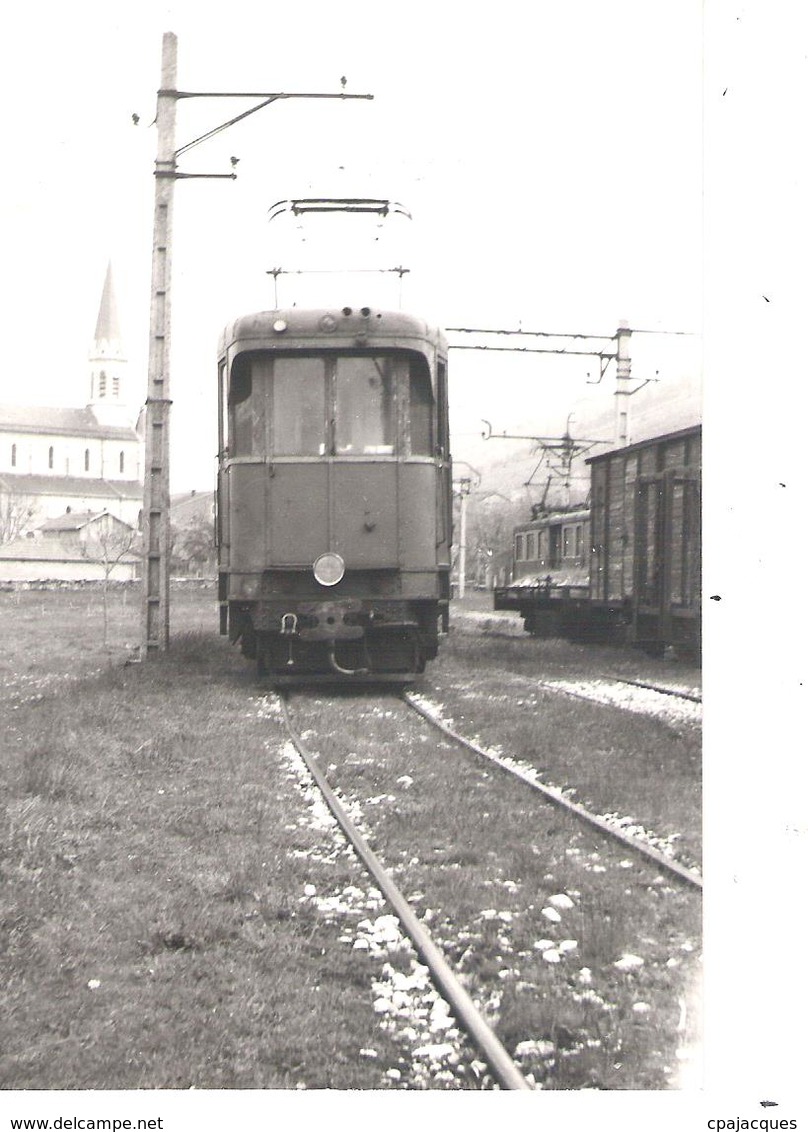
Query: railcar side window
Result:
<box><xmin>273</xmin><ymin>357</ymin><xmax>327</xmax><ymax>456</ymax></box>
<box><xmin>515</xmin><ymin>533</ymin><xmax>526</xmax><ymax>561</ymax></box>
<box><xmin>229</xmin><ymin>357</ymin><xmax>262</xmax><ymax>457</ymax></box>
<box><xmin>335</xmin><ymin>357</ymin><xmax>396</xmax><ymax>454</ymax></box>
<box><xmin>409</xmin><ymin>360</ymin><xmax>434</xmax><ymax>456</ymax></box>
<box><xmin>436</xmin><ymin>361</ymin><xmax>448</xmax><ymax>453</ymax></box>
<box><xmin>549</xmin><ymin>525</ymin><xmax>561</xmax><ymax>568</ymax></box>
<box><xmin>218</xmin><ymin>361</ymin><xmax>228</xmax><ymax>456</ymax></box>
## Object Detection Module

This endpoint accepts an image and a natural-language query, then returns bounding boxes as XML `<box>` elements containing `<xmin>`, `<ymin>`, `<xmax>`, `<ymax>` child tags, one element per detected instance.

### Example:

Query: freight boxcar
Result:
<box><xmin>494</xmin><ymin>425</ymin><xmax>701</xmax><ymax>658</ymax></box>
<box><xmin>589</xmin><ymin>424</ymin><xmax>701</xmax><ymax>657</ymax></box>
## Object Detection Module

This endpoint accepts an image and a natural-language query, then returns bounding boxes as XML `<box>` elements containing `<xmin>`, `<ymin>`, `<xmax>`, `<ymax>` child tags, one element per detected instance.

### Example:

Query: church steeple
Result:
<box><xmin>94</xmin><ymin>261</ymin><xmax>122</xmax><ymax>345</ymax></box>
<box><xmin>88</xmin><ymin>262</ymin><xmax>130</xmax><ymax>425</ymax></box>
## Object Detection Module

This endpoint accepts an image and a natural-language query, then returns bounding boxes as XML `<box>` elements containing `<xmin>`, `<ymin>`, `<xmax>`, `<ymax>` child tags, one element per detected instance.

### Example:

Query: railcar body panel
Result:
<box><xmin>331</xmin><ymin>463</ymin><xmax>399</xmax><ymax>565</ymax></box>
<box><xmin>267</xmin><ymin>463</ymin><xmax>331</xmax><ymax>564</ymax></box>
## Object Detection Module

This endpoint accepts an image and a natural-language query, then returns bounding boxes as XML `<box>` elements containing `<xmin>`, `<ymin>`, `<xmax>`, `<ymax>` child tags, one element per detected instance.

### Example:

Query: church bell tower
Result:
<box><xmin>88</xmin><ymin>262</ymin><xmax>130</xmax><ymax>427</ymax></box>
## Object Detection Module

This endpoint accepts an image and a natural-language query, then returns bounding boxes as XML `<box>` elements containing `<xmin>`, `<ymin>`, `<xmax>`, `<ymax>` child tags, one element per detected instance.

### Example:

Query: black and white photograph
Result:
<box><xmin>1</xmin><ymin>1</ymin><xmax>805</xmax><ymax>1128</ymax></box>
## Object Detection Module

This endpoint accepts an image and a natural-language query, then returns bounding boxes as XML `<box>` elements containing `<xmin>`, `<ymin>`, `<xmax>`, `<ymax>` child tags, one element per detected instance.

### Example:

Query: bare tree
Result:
<box><xmin>0</xmin><ymin>491</ymin><xmax>37</xmax><ymax>544</ymax></box>
<box><xmin>80</xmin><ymin>514</ymin><xmax>140</xmax><ymax>647</ymax></box>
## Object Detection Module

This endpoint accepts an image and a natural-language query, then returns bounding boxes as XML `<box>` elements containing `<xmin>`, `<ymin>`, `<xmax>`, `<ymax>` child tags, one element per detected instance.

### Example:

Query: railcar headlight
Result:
<box><xmin>313</xmin><ymin>552</ymin><xmax>345</xmax><ymax>587</ymax></box>
<box><xmin>240</xmin><ymin>575</ymin><xmax>260</xmax><ymax>599</ymax></box>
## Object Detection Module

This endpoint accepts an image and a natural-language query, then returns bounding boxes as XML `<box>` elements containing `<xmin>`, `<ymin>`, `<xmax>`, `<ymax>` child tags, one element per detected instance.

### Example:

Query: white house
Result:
<box><xmin>0</xmin><ymin>510</ymin><xmax>140</xmax><ymax>582</ymax></box>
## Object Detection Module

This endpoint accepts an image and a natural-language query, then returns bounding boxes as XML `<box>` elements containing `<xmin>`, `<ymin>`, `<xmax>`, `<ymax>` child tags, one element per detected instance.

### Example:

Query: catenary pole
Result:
<box><xmin>141</xmin><ymin>31</ymin><xmax>177</xmax><ymax>655</ymax></box>
<box><xmin>614</xmin><ymin>321</ymin><xmax>632</xmax><ymax>446</ymax></box>
<box><xmin>458</xmin><ymin>484</ymin><xmax>468</xmax><ymax>600</ymax></box>
<box><xmin>139</xmin><ymin>34</ymin><xmax>373</xmax><ymax>655</ymax></box>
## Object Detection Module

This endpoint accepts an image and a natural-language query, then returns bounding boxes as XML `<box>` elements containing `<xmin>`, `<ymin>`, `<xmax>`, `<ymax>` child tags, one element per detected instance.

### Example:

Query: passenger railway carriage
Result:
<box><xmin>216</xmin><ymin>306</ymin><xmax>452</xmax><ymax>681</ymax></box>
<box><xmin>494</xmin><ymin>425</ymin><xmax>701</xmax><ymax>658</ymax></box>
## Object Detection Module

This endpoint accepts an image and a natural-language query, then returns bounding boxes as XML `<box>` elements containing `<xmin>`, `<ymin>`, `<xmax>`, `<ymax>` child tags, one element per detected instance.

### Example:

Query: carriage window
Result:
<box><xmin>549</xmin><ymin>525</ymin><xmax>561</xmax><ymax>567</ymax></box>
<box><xmin>229</xmin><ymin>359</ymin><xmax>255</xmax><ymax>456</ymax></box>
<box><xmin>229</xmin><ymin>355</ymin><xmax>270</xmax><ymax>457</ymax></box>
<box><xmin>273</xmin><ymin>357</ymin><xmax>327</xmax><ymax>455</ymax></box>
<box><xmin>436</xmin><ymin>361</ymin><xmax>448</xmax><ymax>451</ymax></box>
<box><xmin>409</xmin><ymin>359</ymin><xmax>433</xmax><ymax>455</ymax></box>
<box><xmin>335</xmin><ymin>356</ymin><xmax>396</xmax><ymax>454</ymax></box>
<box><xmin>515</xmin><ymin>533</ymin><xmax>526</xmax><ymax>561</ymax></box>
<box><xmin>526</xmin><ymin>532</ymin><xmax>538</xmax><ymax>560</ymax></box>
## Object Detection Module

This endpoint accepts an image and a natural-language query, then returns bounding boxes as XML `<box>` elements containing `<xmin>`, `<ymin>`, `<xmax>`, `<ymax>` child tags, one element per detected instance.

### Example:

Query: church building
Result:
<box><xmin>0</xmin><ymin>264</ymin><xmax>143</xmax><ymax>543</ymax></box>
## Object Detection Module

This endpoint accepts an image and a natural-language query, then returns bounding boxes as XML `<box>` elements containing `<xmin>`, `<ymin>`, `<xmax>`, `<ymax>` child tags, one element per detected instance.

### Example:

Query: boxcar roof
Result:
<box><xmin>586</xmin><ymin>423</ymin><xmax>701</xmax><ymax>464</ymax></box>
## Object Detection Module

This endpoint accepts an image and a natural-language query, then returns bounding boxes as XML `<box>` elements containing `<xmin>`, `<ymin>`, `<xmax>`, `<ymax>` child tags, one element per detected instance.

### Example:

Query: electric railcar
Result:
<box><xmin>216</xmin><ymin>306</ymin><xmax>452</xmax><ymax>681</ymax></box>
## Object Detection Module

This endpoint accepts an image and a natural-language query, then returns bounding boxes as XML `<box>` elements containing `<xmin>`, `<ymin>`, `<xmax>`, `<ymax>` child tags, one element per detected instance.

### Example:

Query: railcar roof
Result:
<box><xmin>218</xmin><ymin>307</ymin><xmax>446</xmax><ymax>353</ymax></box>
<box><xmin>514</xmin><ymin>508</ymin><xmax>590</xmax><ymax>533</ymax></box>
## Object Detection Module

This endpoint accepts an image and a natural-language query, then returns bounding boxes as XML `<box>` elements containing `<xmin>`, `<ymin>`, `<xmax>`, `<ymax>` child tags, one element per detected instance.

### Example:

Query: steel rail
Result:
<box><xmin>277</xmin><ymin>693</ymin><xmax>532</xmax><ymax>1091</ymax></box>
<box><xmin>403</xmin><ymin>693</ymin><xmax>703</xmax><ymax>892</ymax></box>
<box><xmin>607</xmin><ymin>676</ymin><xmax>702</xmax><ymax>704</ymax></box>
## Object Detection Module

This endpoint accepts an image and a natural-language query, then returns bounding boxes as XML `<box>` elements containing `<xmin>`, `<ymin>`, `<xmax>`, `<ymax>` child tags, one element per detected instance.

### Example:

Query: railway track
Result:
<box><xmin>403</xmin><ymin>691</ymin><xmax>702</xmax><ymax>891</ymax></box>
<box><xmin>277</xmin><ymin>690</ymin><xmax>532</xmax><ymax>1091</ymax></box>
<box><xmin>608</xmin><ymin>676</ymin><xmax>702</xmax><ymax>704</ymax></box>
<box><xmin>520</xmin><ymin>674</ymin><xmax>702</xmax><ymax>732</ymax></box>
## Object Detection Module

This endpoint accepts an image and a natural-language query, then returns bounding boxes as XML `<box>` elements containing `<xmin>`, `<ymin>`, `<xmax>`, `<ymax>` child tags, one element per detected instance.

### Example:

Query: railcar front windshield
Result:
<box><xmin>274</xmin><ymin>357</ymin><xmax>327</xmax><ymax>455</ymax></box>
<box><xmin>334</xmin><ymin>357</ymin><xmax>396</xmax><ymax>454</ymax></box>
<box><xmin>227</xmin><ymin>351</ymin><xmax>434</xmax><ymax>458</ymax></box>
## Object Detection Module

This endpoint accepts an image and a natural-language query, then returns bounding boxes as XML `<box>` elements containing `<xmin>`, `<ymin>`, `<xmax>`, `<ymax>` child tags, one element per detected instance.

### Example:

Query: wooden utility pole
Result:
<box><xmin>141</xmin><ymin>32</ymin><xmax>177</xmax><ymax>655</ymax></box>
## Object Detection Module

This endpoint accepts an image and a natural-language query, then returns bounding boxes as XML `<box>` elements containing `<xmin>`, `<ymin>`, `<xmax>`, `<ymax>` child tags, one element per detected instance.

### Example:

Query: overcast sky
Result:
<box><xmin>0</xmin><ymin>0</ymin><xmax>703</xmax><ymax>489</ymax></box>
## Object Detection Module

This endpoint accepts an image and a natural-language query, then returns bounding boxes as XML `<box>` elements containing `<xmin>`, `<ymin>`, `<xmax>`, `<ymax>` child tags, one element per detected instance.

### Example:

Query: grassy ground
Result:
<box><xmin>1</xmin><ymin>585</ymin><xmax>701</xmax><ymax>1091</ymax></box>
<box><xmin>1</xmin><ymin>589</ymin><xmax>402</xmax><ymax>1089</ymax></box>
